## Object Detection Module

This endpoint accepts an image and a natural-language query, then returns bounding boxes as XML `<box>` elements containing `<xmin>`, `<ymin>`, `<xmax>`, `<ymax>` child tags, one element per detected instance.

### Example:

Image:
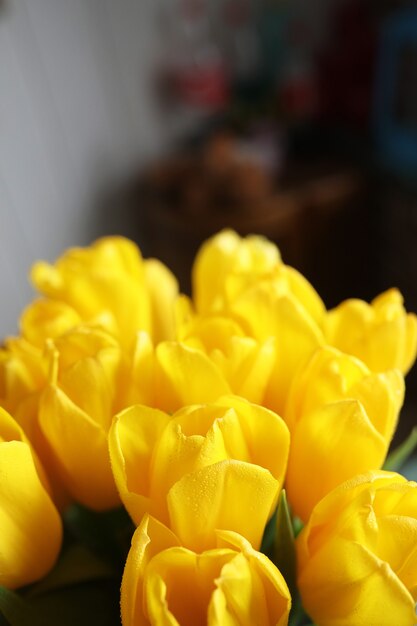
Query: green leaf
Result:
<box><xmin>0</xmin><ymin>587</ymin><xmax>42</xmax><ymax>626</ymax></box>
<box><xmin>384</xmin><ymin>427</ymin><xmax>417</xmax><ymax>472</ymax></box>
<box><xmin>260</xmin><ymin>507</ymin><xmax>277</xmax><ymax>559</ymax></box>
<box><xmin>274</xmin><ymin>490</ymin><xmax>297</xmax><ymax>597</ymax></box>
<box><xmin>402</xmin><ymin>455</ymin><xmax>417</xmax><ymax>481</ymax></box>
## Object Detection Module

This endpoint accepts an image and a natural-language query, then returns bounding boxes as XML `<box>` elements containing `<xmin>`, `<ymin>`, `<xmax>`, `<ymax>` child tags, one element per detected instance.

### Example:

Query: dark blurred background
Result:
<box><xmin>1</xmin><ymin>0</ymin><xmax>417</xmax><ymax>429</ymax></box>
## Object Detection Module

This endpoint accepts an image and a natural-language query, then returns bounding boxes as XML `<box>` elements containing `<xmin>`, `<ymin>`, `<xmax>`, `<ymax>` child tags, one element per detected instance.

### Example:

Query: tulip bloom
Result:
<box><xmin>284</xmin><ymin>347</ymin><xmax>404</xmax><ymax>521</ymax></box>
<box><xmin>0</xmin><ymin>407</ymin><xmax>62</xmax><ymax>589</ymax></box>
<box><xmin>191</xmin><ymin>233</ymin><xmax>326</xmax><ymax>414</ymax></box>
<box><xmin>192</xmin><ymin>229</ymin><xmax>281</xmax><ymax>315</ymax></box>
<box><xmin>26</xmin><ymin>236</ymin><xmax>178</xmax><ymax>348</ymax></box>
<box><xmin>297</xmin><ymin>471</ymin><xmax>417</xmax><ymax>626</ymax></box>
<box><xmin>121</xmin><ymin>515</ymin><xmax>291</xmax><ymax>626</ymax></box>
<box><xmin>229</xmin><ymin>279</ymin><xmax>325</xmax><ymax>415</ymax></box>
<box><xmin>175</xmin><ymin>297</ymin><xmax>276</xmax><ymax>405</ymax></box>
<box><xmin>39</xmin><ymin>326</ymin><xmax>123</xmax><ymax>510</ymax></box>
<box><xmin>109</xmin><ymin>395</ymin><xmax>290</xmax><ymax>551</ymax></box>
<box><xmin>325</xmin><ymin>288</ymin><xmax>417</xmax><ymax>374</ymax></box>
<box><xmin>121</xmin><ymin>332</ymin><xmax>232</xmax><ymax>414</ymax></box>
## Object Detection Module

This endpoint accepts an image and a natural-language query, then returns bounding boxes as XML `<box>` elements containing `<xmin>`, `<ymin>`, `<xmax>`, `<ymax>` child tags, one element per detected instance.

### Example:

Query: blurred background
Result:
<box><xmin>1</xmin><ymin>0</ymin><xmax>417</xmax><ymax>395</ymax></box>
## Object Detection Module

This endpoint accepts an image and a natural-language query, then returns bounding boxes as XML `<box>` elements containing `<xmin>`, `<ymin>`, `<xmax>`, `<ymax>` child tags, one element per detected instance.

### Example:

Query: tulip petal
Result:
<box><xmin>298</xmin><ymin>537</ymin><xmax>416</xmax><ymax>626</ymax></box>
<box><xmin>40</xmin><ymin>385</ymin><xmax>119</xmax><ymax>510</ymax></box>
<box><xmin>155</xmin><ymin>343</ymin><xmax>230</xmax><ymax>412</ymax></box>
<box><xmin>231</xmin><ymin>288</ymin><xmax>323</xmax><ymax>414</ymax></box>
<box><xmin>0</xmin><ymin>441</ymin><xmax>62</xmax><ymax>589</ymax></box>
<box><xmin>109</xmin><ymin>405</ymin><xmax>173</xmax><ymax>524</ymax></box>
<box><xmin>167</xmin><ymin>459</ymin><xmax>278</xmax><ymax>551</ymax></box>
<box><xmin>121</xmin><ymin>516</ymin><xmax>179</xmax><ymax>626</ymax></box>
<box><xmin>144</xmin><ymin>259</ymin><xmax>178</xmax><ymax>343</ymax></box>
<box><xmin>215</xmin><ymin>529</ymin><xmax>291</xmax><ymax>626</ymax></box>
<box><xmin>286</xmin><ymin>400</ymin><xmax>387</xmax><ymax>521</ymax></box>
<box><xmin>214</xmin><ymin>396</ymin><xmax>290</xmax><ymax>491</ymax></box>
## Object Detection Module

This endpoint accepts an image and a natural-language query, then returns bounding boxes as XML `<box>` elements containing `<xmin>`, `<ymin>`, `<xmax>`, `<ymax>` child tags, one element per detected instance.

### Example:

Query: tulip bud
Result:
<box><xmin>325</xmin><ymin>288</ymin><xmax>417</xmax><ymax>374</ymax></box>
<box><xmin>109</xmin><ymin>395</ymin><xmax>290</xmax><ymax>551</ymax></box>
<box><xmin>175</xmin><ymin>297</ymin><xmax>276</xmax><ymax>405</ymax></box>
<box><xmin>297</xmin><ymin>471</ymin><xmax>417</xmax><ymax>626</ymax></box>
<box><xmin>285</xmin><ymin>347</ymin><xmax>404</xmax><ymax>521</ymax></box>
<box><xmin>0</xmin><ymin>407</ymin><xmax>62</xmax><ymax>589</ymax></box>
<box><xmin>28</xmin><ymin>236</ymin><xmax>178</xmax><ymax>348</ymax></box>
<box><xmin>39</xmin><ymin>326</ymin><xmax>123</xmax><ymax>510</ymax></box>
<box><xmin>121</xmin><ymin>515</ymin><xmax>291</xmax><ymax>626</ymax></box>
<box><xmin>192</xmin><ymin>229</ymin><xmax>281</xmax><ymax>315</ymax></box>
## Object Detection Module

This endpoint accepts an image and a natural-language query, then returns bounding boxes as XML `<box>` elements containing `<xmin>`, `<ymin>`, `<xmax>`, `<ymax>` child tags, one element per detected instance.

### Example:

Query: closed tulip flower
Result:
<box><xmin>109</xmin><ymin>395</ymin><xmax>290</xmax><ymax>551</ymax></box>
<box><xmin>175</xmin><ymin>296</ymin><xmax>276</xmax><ymax>404</ymax></box>
<box><xmin>285</xmin><ymin>347</ymin><xmax>404</xmax><ymax>521</ymax></box>
<box><xmin>0</xmin><ymin>338</ymin><xmax>48</xmax><ymax>437</ymax></box>
<box><xmin>297</xmin><ymin>471</ymin><xmax>417</xmax><ymax>626</ymax></box>
<box><xmin>192</xmin><ymin>229</ymin><xmax>281</xmax><ymax>315</ymax></box>
<box><xmin>27</xmin><ymin>236</ymin><xmax>178</xmax><ymax>348</ymax></box>
<box><xmin>229</xmin><ymin>280</ymin><xmax>325</xmax><ymax>415</ymax></box>
<box><xmin>121</xmin><ymin>331</ymin><xmax>232</xmax><ymax>413</ymax></box>
<box><xmin>325</xmin><ymin>288</ymin><xmax>417</xmax><ymax>374</ymax></box>
<box><xmin>191</xmin><ymin>233</ymin><xmax>326</xmax><ymax>414</ymax></box>
<box><xmin>39</xmin><ymin>326</ymin><xmax>123</xmax><ymax>510</ymax></box>
<box><xmin>0</xmin><ymin>407</ymin><xmax>62</xmax><ymax>589</ymax></box>
<box><xmin>0</xmin><ymin>338</ymin><xmax>70</xmax><ymax>506</ymax></box>
<box><xmin>121</xmin><ymin>514</ymin><xmax>291</xmax><ymax>626</ymax></box>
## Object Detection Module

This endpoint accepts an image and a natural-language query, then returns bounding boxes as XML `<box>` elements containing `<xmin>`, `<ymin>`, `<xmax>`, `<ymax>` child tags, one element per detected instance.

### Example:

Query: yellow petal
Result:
<box><xmin>286</xmin><ymin>401</ymin><xmax>387</xmax><ymax>522</ymax></box>
<box><xmin>145</xmin><ymin>548</ymin><xmax>232</xmax><ymax>626</ymax></box>
<box><xmin>298</xmin><ymin>536</ymin><xmax>416</xmax><ymax>626</ymax></box>
<box><xmin>0</xmin><ymin>440</ymin><xmax>62</xmax><ymax>589</ymax></box>
<box><xmin>40</xmin><ymin>385</ymin><xmax>119</xmax><ymax>510</ymax></box>
<box><xmin>325</xmin><ymin>289</ymin><xmax>417</xmax><ymax>374</ymax></box>
<box><xmin>211</xmin><ymin>552</ymin><xmax>270</xmax><ymax>626</ymax></box>
<box><xmin>144</xmin><ymin>259</ymin><xmax>178</xmax><ymax>343</ymax></box>
<box><xmin>231</xmin><ymin>288</ymin><xmax>323</xmax><ymax>414</ymax></box>
<box><xmin>192</xmin><ymin>230</ymin><xmax>281</xmax><ymax>314</ymax></box>
<box><xmin>121</xmin><ymin>515</ymin><xmax>179</xmax><ymax>626</ymax></box>
<box><xmin>167</xmin><ymin>459</ymin><xmax>278</xmax><ymax>551</ymax></box>
<box><xmin>20</xmin><ymin>299</ymin><xmax>82</xmax><ymax>347</ymax></box>
<box><xmin>351</xmin><ymin>369</ymin><xmax>404</xmax><ymax>441</ymax></box>
<box><xmin>155</xmin><ymin>343</ymin><xmax>230</xmax><ymax>412</ymax></box>
<box><xmin>149</xmin><ymin>415</ymin><xmax>228</xmax><ymax>524</ymax></box>
<box><xmin>109</xmin><ymin>405</ymin><xmax>171</xmax><ymax>524</ymax></box>
<box><xmin>215</xmin><ymin>529</ymin><xmax>291</xmax><ymax>626</ymax></box>
<box><xmin>213</xmin><ymin>396</ymin><xmax>289</xmax><ymax>493</ymax></box>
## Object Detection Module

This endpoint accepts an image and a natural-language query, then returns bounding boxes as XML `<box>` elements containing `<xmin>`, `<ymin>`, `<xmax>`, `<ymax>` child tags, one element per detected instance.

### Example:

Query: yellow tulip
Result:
<box><xmin>121</xmin><ymin>514</ymin><xmax>291</xmax><ymax>626</ymax></box>
<box><xmin>0</xmin><ymin>404</ymin><xmax>50</xmax><ymax>490</ymax></box>
<box><xmin>122</xmin><ymin>332</ymin><xmax>231</xmax><ymax>413</ymax></box>
<box><xmin>0</xmin><ymin>407</ymin><xmax>62</xmax><ymax>589</ymax></box>
<box><xmin>27</xmin><ymin>236</ymin><xmax>178</xmax><ymax>348</ymax></box>
<box><xmin>175</xmin><ymin>296</ymin><xmax>276</xmax><ymax>404</ymax></box>
<box><xmin>191</xmin><ymin>231</ymin><xmax>326</xmax><ymax>414</ymax></box>
<box><xmin>285</xmin><ymin>347</ymin><xmax>404</xmax><ymax>522</ymax></box>
<box><xmin>109</xmin><ymin>395</ymin><xmax>290</xmax><ymax>551</ymax></box>
<box><xmin>0</xmin><ymin>338</ymin><xmax>71</xmax><ymax>507</ymax></box>
<box><xmin>192</xmin><ymin>229</ymin><xmax>281</xmax><ymax>315</ymax></box>
<box><xmin>297</xmin><ymin>471</ymin><xmax>417</xmax><ymax>626</ymax></box>
<box><xmin>325</xmin><ymin>288</ymin><xmax>417</xmax><ymax>374</ymax></box>
<box><xmin>39</xmin><ymin>326</ymin><xmax>123</xmax><ymax>510</ymax></box>
<box><xmin>229</xmin><ymin>281</ymin><xmax>325</xmax><ymax>415</ymax></box>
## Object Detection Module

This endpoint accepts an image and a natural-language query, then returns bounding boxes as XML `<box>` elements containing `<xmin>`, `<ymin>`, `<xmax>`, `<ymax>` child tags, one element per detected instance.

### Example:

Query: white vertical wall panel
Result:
<box><xmin>0</xmin><ymin>0</ymin><xmax>160</xmax><ymax>335</ymax></box>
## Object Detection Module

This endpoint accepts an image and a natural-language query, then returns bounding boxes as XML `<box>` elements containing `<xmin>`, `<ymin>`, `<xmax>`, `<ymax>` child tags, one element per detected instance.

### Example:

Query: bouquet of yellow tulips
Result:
<box><xmin>1</xmin><ymin>230</ymin><xmax>416</xmax><ymax>626</ymax></box>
